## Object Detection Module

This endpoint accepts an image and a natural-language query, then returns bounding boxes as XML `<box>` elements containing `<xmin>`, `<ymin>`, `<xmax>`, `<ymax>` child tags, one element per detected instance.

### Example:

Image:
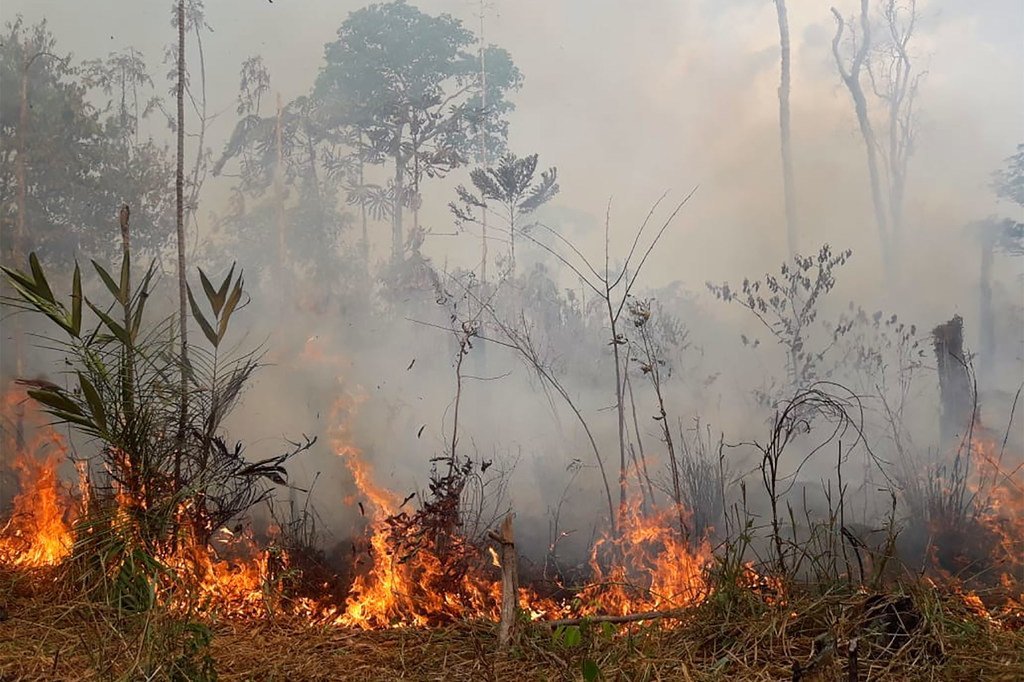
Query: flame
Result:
<box><xmin>7</xmin><ymin>369</ymin><xmax>1015</xmax><ymax>631</ymax></box>
<box><xmin>970</xmin><ymin>437</ymin><xmax>1024</xmax><ymax>581</ymax></box>
<box><xmin>967</xmin><ymin>437</ymin><xmax>1024</xmax><ymax>622</ymax></box>
<box><xmin>0</xmin><ymin>387</ymin><xmax>74</xmax><ymax>567</ymax></box>
<box><xmin>327</xmin><ymin>393</ymin><xmax>494</xmax><ymax>628</ymax></box>
<box><xmin>162</xmin><ymin>525</ymin><xmax>279</xmax><ymax>619</ymax></box>
<box><xmin>579</xmin><ymin>499</ymin><xmax>711</xmax><ymax>616</ymax></box>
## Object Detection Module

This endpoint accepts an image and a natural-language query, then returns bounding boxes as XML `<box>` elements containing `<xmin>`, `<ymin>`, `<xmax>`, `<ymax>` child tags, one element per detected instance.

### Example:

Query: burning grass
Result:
<box><xmin>2</xmin><ymin>565</ymin><xmax>1021</xmax><ymax>681</ymax></box>
<box><xmin>1</xmin><ymin>471</ymin><xmax>1021</xmax><ymax>681</ymax></box>
<box><xmin>1</xmin><ymin>301</ymin><xmax>1022</xmax><ymax>681</ymax></box>
<box><xmin>1</xmin><ymin>383</ymin><xmax>1023</xmax><ymax>679</ymax></box>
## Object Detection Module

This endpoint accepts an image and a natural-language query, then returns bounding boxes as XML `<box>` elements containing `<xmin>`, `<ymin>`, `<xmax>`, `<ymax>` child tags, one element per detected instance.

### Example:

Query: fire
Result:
<box><xmin>4</xmin><ymin>376</ymin><xmax>1019</xmax><ymax>631</ymax></box>
<box><xmin>163</xmin><ymin>527</ymin><xmax>279</xmax><ymax>620</ymax></box>
<box><xmin>579</xmin><ymin>500</ymin><xmax>711</xmax><ymax>615</ymax></box>
<box><xmin>327</xmin><ymin>393</ymin><xmax>505</xmax><ymax>628</ymax></box>
<box><xmin>0</xmin><ymin>387</ymin><xmax>74</xmax><ymax>567</ymax></box>
<box><xmin>327</xmin><ymin>388</ymin><xmax>714</xmax><ymax>625</ymax></box>
<box><xmin>970</xmin><ymin>437</ymin><xmax>1024</xmax><ymax>581</ymax></box>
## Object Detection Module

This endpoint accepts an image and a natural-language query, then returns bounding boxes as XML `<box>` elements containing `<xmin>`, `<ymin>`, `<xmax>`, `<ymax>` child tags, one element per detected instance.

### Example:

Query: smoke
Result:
<box><xmin>2</xmin><ymin>0</ymin><xmax>1022</xmax><ymax>563</ymax></box>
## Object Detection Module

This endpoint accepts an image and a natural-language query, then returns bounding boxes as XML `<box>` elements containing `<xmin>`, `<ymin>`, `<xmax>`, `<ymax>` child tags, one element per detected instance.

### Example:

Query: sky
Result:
<box><xmin>3</xmin><ymin>0</ymin><xmax>1022</xmax><ymax>316</ymax></box>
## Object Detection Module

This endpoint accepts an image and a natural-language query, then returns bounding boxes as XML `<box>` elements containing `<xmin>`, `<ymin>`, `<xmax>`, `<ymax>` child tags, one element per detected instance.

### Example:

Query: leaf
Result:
<box><xmin>92</xmin><ymin>260</ymin><xmax>124</xmax><ymax>305</ymax></box>
<box><xmin>1</xmin><ymin>264</ymin><xmax>39</xmax><ymax>295</ymax></box>
<box><xmin>581</xmin><ymin>659</ymin><xmax>600</xmax><ymax>682</ymax></box>
<box><xmin>27</xmin><ymin>388</ymin><xmax>83</xmax><ymax>417</ymax></box>
<box><xmin>77</xmin><ymin>372</ymin><xmax>107</xmax><ymax>435</ymax></box>
<box><xmin>131</xmin><ymin>264</ymin><xmax>155</xmax><ymax>337</ymax></box>
<box><xmin>217</xmin><ymin>275</ymin><xmax>244</xmax><ymax>341</ymax></box>
<box><xmin>70</xmin><ymin>263</ymin><xmax>82</xmax><ymax>337</ymax></box>
<box><xmin>216</xmin><ymin>263</ymin><xmax>237</xmax><ymax>313</ymax></box>
<box><xmin>563</xmin><ymin>625</ymin><xmax>582</xmax><ymax>648</ymax></box>
<box><xmin>85</xmin><ymin>299</ymin><xmax>131</xmax><ymax>345</ymax></box>
<box><xmin>28</xmin><ymin>253</ymin><xmax>55</xmax><ymax>303</ymax></box>
<box><xmin>198</xmin><ymin>267</ymin><xmax>219</xmax><ymax>312</ymax></box>
<box><xmin>187</xmin><ymin>283</ymin><xmax>219</xmax><ymax>347</ymax></box>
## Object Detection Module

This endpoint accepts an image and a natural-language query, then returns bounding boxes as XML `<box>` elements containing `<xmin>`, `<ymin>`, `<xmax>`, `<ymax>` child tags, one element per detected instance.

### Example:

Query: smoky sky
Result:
<box><xmin>3</xmin><ymin>0</ymin><xmax>1022</xmax><ymax>549</ymax></box>
<box><xmin>3</xmin><ymin>0</ymin><xmax>1022</xmax><ymax>340</ymax></box>
<box><xmin>4</xmin><ymin>1</ymin><xmax>1019</xmax><ymax>301</ymax></box>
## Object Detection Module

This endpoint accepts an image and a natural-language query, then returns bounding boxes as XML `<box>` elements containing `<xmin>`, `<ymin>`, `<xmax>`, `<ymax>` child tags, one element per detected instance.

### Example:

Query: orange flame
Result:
<box><xmin>0</xmin><ymin>387</ymin><xmax>74</xmax><ymax>567</ymax></box>
<box><xmin>579</xmin><ymin>499</ymin><xmax>711</xmax><ymax>615</ymax></box>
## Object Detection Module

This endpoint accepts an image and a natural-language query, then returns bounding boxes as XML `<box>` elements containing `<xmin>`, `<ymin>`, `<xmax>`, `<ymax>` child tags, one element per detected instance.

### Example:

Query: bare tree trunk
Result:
<box><xmin>15</xmin><ymin>54</ymin><xmax>28</xmax><ymax>271</ymax></box>
<box><xmin>478</xmin><ymin>1</ymin><xmax>489</xmax><ymax>287</ymax></box>
<box><xmin>5</xmin><ymin>48</ymin><xmax>32</xmax><ymax>503</ymax></box>
<box><xmin>877</xmin><ymin>0</ymin><xmax>921</xmax><ymax>270</ymax></box>
<box><xmin>358</xmin><ymin>131</ymin><xmax>369</xmax><ymax>277</ymax></box>
<box><xmin>774</xmin><ymin>0</ymin><xmax>799</xmax><ymax>258</ymax></box>
<box><xmin>832</xmin><ymin>3</ymin><xmax>892</xmax><ymax>282</ymax></box>
<box><xmin>175</xmin><ymin>0</ymin><xmax>188</xmax><ymax>482</ymax></box>
<box><xmin>275</xmin><ymin>92</ymin><xmax>286</xmax><ymax>303</ymax></box>
<box><xmin>391</xmin><ymin>124</ymin><xmax>405</xmax><ymax>265</ymax></box>
<box><xmin>606</xmin><ymin>299</ymin><xmax>628</xmax><ymax>515</ymax></box>
<box><xmin>978</xmin><ymin>227</ymin><xmax>996</xmax><ymax>386</ymax></box>
<box><xmin>12</xmin><ymin>51</ymin><xmax>30</xmax><ymax>383</ymax></box>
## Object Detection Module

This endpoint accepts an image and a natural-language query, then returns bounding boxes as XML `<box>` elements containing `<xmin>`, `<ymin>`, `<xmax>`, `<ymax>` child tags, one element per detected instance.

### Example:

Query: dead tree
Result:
<box><xmin>977</xmin><ymin>221</ymin><xmax>998</xmax><ymax>386</ymax></box>
<box><xmin>773</xmin><ymin>0</ymin><xmax>799</xmax><ymax>258</ymax></box>
<box><xmin>831</xmin><ymin>2</ymin><xmax>892</xmax><ymax>282</ymax></box>
<box><xmin>932</xmin><ymin>316</ymin><xmax>973</xmax><ymax>447</ymax></box>
<box><xmin>869</xmin><ymin>0</ymin><xmax>924</xmax><ymax>263</ymax></box>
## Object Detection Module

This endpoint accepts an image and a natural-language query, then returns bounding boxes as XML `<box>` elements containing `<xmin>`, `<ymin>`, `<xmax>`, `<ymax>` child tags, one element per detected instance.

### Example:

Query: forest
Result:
<box><xmin>0</xmin><ymin>1</ymin><xmax>1022</xmax><ymax>680</ymax></box>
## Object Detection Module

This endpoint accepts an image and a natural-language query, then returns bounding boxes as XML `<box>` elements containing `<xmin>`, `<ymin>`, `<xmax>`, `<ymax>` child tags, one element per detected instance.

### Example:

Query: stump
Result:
<box><xmin>932</xmin><ymin>315</ymin><xmax>974</xmax><ymax>446</ymax></box>
<box><xmin>488</xmin><ymin>514</ymin><xmax>519</xmax><ymax>649</ymax></box>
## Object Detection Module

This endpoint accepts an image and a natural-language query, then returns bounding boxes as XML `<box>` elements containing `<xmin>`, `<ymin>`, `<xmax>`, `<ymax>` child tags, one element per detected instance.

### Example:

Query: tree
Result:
<box><xmin>773</xmin><ymin>0</ymin><xmax>799</xmax><ymax>258</ymax></box>
<box><xmin>0</xmin><ymin>19</ymin><xmax>173</xmax><ymax>267</ymax></box>
<box><xmin>868</xmin><ymin>0</ymin><xmax>924</xmax><ymax>263</ymax></box>
<box><xmin>174</xmin><ymin>0</ymin><xmax>188</xmax><ymax>477</ymax></box>
<box><xmin>450</xmin><ymin>152</ymin><xmax>559</xmax><ymax>278</ymax></box>
<box><xmin>315</xmin><ymin>0</ymin><xmax>521</xmax><ymax>265</ymax></box>
<box><xmin>993</xmin><ymin>143</ymin><xmax>1024</xmax><ymax>211</ymax></box>
<box><xmin>82</xmin><ymin>48</ymin><xmax>176</xmax><ymax>258</ymax></box>
<box><xmin>831</xmin><ymin>1</ymin><xmax>924</xmax><ymax>283</ymax></box>
<box><xmin>214</xmin><ymin>60</ymin><xmax>354</xmax><ymax>308</ymax></box>
<box><xmin>975</xmin><ymin>144</ymin><xmax>1024</xmax><ymax>383</ymax></box>
<box><xmin>831</xmin><ymin>2</ymin><xmax>891</xmax><ymax>282</ymax></box>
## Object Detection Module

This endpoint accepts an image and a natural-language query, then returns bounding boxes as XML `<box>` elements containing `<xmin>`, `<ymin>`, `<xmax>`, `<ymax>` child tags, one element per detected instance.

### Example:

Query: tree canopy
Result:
<box><xmin>0</xmin><ymin>18</ymin><xmax>174</xmax><ymax>266</ymax></box>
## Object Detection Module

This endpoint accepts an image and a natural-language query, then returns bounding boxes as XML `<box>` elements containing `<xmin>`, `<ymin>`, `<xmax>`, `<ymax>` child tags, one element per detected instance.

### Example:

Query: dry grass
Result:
<box><xmin>1</xmin><ymin>567</ymin><xmax>1021</xmax><ymax>681</ymax></box>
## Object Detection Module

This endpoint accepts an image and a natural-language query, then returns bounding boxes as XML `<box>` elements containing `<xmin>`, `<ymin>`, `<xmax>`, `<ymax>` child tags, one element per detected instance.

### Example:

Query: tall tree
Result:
<box><xmin>315</xmin><ymin>0</ymin><xmax>520</xmax><ymax>266</ymax></box>
<box><xmin>773</xmin><ymin>0</ymin><xmax>799</xmax><ymax>258</ymax></box>
<box><xmin>215</xmin><ymin>60</ymin><xmax>354</xmax><ymax>307</ymax></box>
<box><xmin>831</xmin><ymin>2</ymin><xmax>891</xmax><ymax>281</ymax></box>
<box><xmin>869</xmin><ymin>0</ymin><xmax>924</xmax><ymax>265</ymax></box>
<box><xmin>0</xmin><ymin>19</ymin><xmax>173</xmax><ymax>267</ymax></box>
<box><xmin>174</xmin><ymin>0</ymin><xmax>189</xmax><ymax>472</ymax></box>
<box><xmin>976</xmin><ymin>144</ymin><xmax>1024</xmax><ymax>383</ymax></box>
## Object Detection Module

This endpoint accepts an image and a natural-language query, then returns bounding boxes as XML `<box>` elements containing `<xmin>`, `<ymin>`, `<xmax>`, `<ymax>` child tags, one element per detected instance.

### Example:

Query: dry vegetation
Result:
<box><xmin>2</xmin><ymin>565</ymin><xmax>1022</xmax><ymax>681</ymax></box>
